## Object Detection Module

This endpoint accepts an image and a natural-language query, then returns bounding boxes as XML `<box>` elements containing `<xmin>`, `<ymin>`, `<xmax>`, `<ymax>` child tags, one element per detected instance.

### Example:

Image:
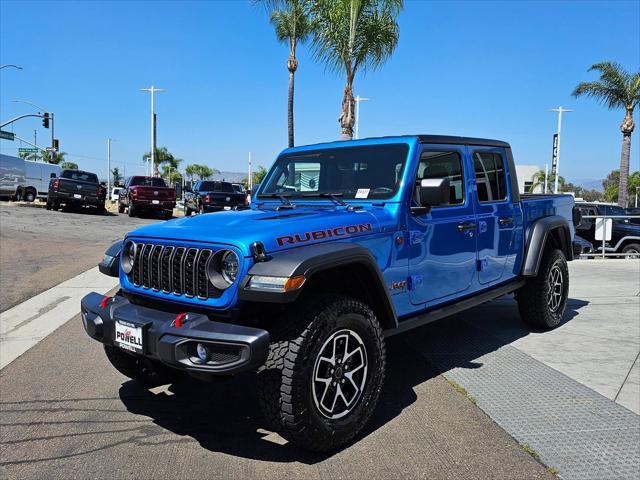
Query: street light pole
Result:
<box><xmin>354</xmin><ymin>95</ymin><xmax>370</xmax><ymax>140</ymax></box>
<box><xmin>140</xmin><ymin>86</ymin><xmax>165</xmax><ymax>176</ymax></box>
<box><xmin>107</xmin><ymin>138</ymin><xmax>113</xmax><ymax>196</ymax></box>
<box><xmin>10</xmin><ymin>99</ymin><xmax>55</xmax><ymax>151</ymax></box>
<box><xmin>549</xmin><ymin>106</ymin><xmax>573</xmax><ymax>194</ymax></box>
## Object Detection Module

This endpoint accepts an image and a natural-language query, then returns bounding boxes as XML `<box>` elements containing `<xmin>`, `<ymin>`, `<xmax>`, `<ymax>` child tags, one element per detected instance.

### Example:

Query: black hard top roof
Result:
<box><xmin>415</xmin><ymin>135</ymin><xmax>510</xmax><ymax>148</ymax></box>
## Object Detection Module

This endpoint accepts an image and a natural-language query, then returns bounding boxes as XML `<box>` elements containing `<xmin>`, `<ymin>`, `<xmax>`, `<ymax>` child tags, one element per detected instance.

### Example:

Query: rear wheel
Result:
<box><xmin>257</xmin><ymin>295</ymin><xmax>386</xmax><ymax>452</ymax></box>
<box><xmin>24</xmin><ymin>189</ymin><xmax>36</xmax><ymax>202</ymax></box>
<box><xmin>128</xmin><ymin>201</ymin><xmax>136</xmax><ymax>217</ymax></box>
<box><xmin>118</xmin><ymin>202</ymin><xmax>125</xmax><ymax>213</ymax></box>
<box><xmin>621</xmin><ymin>243</ymin><xmax>640</xmax><ymax>259</ymax></box>
<box><xmin>517</xmin><ymin>248</ymin><xmax>569</xmax><ymax>329</ymax></box>
<box><xmin>97</xmin><ymin>203</ymin><xmax>106</xmax><ymax>215</ymax></box>
<box><xmin>184</xmin><ymin>205</ymin><xmax>192</xmax><ymax>216</ymax></box>
<box><xmin>103</xmin><ymin>345</ymin><xmax>181</xmax><ymax>387</ymax></box>
<box><xmin>45</xmin><ymin>199</ymin><xmax>52</xmax><ymax>210</ymax></box>
<box><xmin>164</xmin><ymin>210</ymin><xmax>173</xmax><ymax>220</ymax></box>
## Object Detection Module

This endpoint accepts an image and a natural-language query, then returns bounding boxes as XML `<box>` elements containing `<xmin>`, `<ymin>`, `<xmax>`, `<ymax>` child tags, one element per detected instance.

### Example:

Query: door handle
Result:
<box><xmin>457</xmin><ymin>221</ymin><xmax>476</xmax><ymax>233</ymax></box>
<box><xmin>499</xmin><ymin>217</ymin><xmax>514</xmax><ymax>226</ymax></box>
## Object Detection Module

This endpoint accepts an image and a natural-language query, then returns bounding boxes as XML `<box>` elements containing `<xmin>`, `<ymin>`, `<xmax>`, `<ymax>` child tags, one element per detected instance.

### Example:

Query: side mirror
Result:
<box><xmin>412</xmin><ymin>178</ymin><xmax>450</xmax><ymax>215</ymax></box>
<box><xmin>50</xmin><ymin>173</ymin><xmax>56</xmax><ymax>178</ymax></box>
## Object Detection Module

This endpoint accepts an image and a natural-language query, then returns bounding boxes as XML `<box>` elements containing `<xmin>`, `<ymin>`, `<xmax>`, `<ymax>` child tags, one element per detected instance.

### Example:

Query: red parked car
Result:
<box><xmin>118</xmin><ymin>176</ymin><xmax>176</xmax><ymax>219</ymax></box>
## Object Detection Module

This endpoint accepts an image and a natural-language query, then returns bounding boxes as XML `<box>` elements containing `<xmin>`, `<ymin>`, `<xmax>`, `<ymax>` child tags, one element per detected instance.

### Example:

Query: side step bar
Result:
<box><xmin>385</xmin><ymin>279</ymin><xmax>526</xmax><ymax>338</ymax></box>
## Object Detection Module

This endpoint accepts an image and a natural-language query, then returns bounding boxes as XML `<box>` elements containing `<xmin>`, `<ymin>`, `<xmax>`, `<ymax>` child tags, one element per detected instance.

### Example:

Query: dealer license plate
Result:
<box><xmin>152</xmin><ymin>200</ymin><xmax>160</xmax><ymax>204</ymax></box>
<box><xmin>73</xmin><ymin>194</ymin><xmax>82</xmax><ymax>199</ymax></box>
<box><xmin>115</xmin><ymin>320</ymin><xmax>143</xmax><ymax>354</ymax></box>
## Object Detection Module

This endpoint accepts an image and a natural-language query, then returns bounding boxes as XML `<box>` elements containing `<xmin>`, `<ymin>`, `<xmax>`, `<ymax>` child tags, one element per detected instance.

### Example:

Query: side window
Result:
<box><xmin>416</xmin><ymin>151</ymin><xmax>465</xmax><ymax>205</ymax></box>
<box><xmin>473</xmin><ymin>151</ymin><xmax>508</xmax><ymax>202</ymax></box>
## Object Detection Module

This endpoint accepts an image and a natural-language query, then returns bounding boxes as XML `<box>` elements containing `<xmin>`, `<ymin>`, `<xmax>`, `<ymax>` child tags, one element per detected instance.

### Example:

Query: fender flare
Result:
<box><xmin>522</xmin><ymin>215</ymin><xmax>573</xmax><ymax>277</ymax></box>
<box><xmin>238</xmin><ymin>242</ymin><xmax>398</xmax><ymax>329</ymax></box>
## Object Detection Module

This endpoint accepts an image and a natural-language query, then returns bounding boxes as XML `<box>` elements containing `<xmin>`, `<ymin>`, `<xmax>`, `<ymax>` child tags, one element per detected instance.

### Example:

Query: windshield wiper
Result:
<box><xmin>259</xmin><ymin>193</ymin><xmax>295</xmax><ymax>208</ymax></box>
<box><xmin>302</xmin><ymin>192</ymin><xmax>348</xmax><ymax>206</ymax></box>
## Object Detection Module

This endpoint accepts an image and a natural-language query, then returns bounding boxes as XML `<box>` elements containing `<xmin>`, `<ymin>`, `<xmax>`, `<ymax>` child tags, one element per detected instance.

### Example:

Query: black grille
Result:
<box><xmin>129</xmin><ymin>242</ymin><xmax>217</xmax><ymax>299</ymax></box>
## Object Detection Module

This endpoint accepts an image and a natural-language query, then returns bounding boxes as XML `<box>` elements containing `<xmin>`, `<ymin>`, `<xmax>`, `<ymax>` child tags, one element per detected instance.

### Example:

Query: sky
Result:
<box><xmin>1</xmin><ymin>0</ymin><xmax>639</xmax><ymax>185</ymax></box>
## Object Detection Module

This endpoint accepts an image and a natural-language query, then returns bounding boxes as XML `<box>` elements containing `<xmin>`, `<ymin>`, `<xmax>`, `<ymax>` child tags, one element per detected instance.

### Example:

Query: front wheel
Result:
<box><xmin>257</xmin><ymin>295</ymin><xmax>386</xmax><ymax>452</ymax></box>
<box><xmin>621</xmin><ymin>243</ymin><xmax>640</xmax><ymax>259</ymax></box>
<box><xmin>517</xmin><ymin>248</ymin><xmax>569</xmax><ymax>329</ymax></box>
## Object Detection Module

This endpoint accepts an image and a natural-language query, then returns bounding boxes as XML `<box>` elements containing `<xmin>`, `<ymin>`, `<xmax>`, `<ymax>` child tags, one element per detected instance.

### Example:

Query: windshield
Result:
<box><xmin>259</xmin><ymin>144</ymin><xmax>409</xmax><ymax>201</ymax></box>
<box><xmin>601</xmin><ymin>205</ymin><xmax>626</xmax><ymax>216</ymax></box>
<box><xmin>61</xmin><ymin>170</ymin><xmax>98</xmax><ymax>183</ymax></box>
<box><xmin>200</xmin><ymin>181</ymin><xmax>234</xmax><ymax>192</ymax></box>
<box><xmin>130</xmin><ymin>177</ymin><xmax>166</xmax><ymax>187</ymax></box>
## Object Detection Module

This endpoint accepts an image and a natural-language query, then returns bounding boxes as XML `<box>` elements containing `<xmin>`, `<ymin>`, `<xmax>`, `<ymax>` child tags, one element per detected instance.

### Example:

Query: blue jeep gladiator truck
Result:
<box><xmin>81</xmin><ymin>135</ymin><xmax>580</xmax><ymax>451</ymax></box>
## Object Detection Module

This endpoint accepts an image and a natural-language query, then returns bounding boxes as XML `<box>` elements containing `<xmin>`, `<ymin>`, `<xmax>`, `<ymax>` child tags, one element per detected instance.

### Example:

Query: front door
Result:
<box><xmin>408</xmin><ymin>146</ymin><xmax>478</xmax><ymax>305</ymax></box>
<box><xmin>471</xmin><ymin>147</ymin><xmax>516</xmax><ymax>284</ymax></box>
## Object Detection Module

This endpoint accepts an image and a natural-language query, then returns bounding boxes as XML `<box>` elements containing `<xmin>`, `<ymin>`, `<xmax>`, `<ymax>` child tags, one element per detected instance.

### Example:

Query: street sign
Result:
<box><xmin>550</xmin><ymin>133</ymin><xmax>559</xmax><ymax>177</ymax></box>
<box><xmin>595</xmin><ymin>218</ymin><xmax>612</xmax><ymax>241</ymax></box>
<box><xmin>18</xmin><ymin>147</ymin><xmax>39</xmax><ymax>153</ymax></box>
<box><xmin>0</xmin><ymin>130</ymin><xmax>15</xmax><ymax>141</ymax></box>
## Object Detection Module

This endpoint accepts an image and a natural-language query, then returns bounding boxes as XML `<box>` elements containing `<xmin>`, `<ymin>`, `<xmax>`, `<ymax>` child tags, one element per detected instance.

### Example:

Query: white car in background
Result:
<box><xmin>110</xmin><ymin>187</ymin><xmax>122</xmax><ymax>202</ymax></box>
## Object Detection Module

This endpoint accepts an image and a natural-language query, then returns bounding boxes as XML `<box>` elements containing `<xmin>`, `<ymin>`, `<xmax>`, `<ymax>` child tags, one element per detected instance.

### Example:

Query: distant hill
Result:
<box><xmin>569</xmin><ymin>178</ymin><xmax>603</xmax><ymax>191</ymax></box>
<box><xmin>209</xmin><ymin>171</ymin><xmax>246</xmax><ymax>183</ymax></box>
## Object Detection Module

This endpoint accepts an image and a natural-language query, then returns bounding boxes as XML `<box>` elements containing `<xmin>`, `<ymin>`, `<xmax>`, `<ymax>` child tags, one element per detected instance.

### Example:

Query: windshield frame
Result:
<box><xmin>256</xmin><ymin>141</ymin><xmax>412</xmax><ymax>204</ymax></box>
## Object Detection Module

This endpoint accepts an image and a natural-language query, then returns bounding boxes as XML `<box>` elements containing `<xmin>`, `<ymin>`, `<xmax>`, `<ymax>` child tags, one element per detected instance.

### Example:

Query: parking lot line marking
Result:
<box><xmin>0</xmin><ymin>267</ymin><xmax>118</xmax><ymax>369</ymax></box>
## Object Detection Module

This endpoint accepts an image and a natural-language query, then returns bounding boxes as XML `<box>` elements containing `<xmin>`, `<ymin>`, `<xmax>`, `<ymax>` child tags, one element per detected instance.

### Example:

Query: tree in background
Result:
<box><xmin>60</xmin><ymin>161</ymin><xmax>79</xmax><ymax>170</ymax></box>
<box><xmin>111</xmin><ymin>167</ymin><xmax>122</xmax><ymax>186</ymax></box>
<box><xmin>145</xmin><ymin>147</ymin><xmax>182</xmax><ymax>177</ymax></box>
<box><xmin>185</xmin><ymin>164</ymin><xmax>219</xmax><ymax>180</ymax></box>
<box><xmin>573</xmin><ymin>62</ymin><xmax>640</xmax><ymax>208</ymax></box>
<box><xmin>242</xmin><ymin>165</ymin><xmax>268</xmax><ymax>188</ymax></box>
<box><xmin>529</xmin><ymin>170</ymin><xmax>565</xmax><ymax>193</ymax></box>
<box><xmin>42</xmin><ymin>151</ymin><xmax>66</xmax><ymax>165</ymax></box>
<box><xmin>602</xmin><ymin>169</ymin><xmax>640</xmax><ymax>204</ymax></box>
<box><xmin>162</xmin><ymin>164</ymin><xmax>183</xmax><ymax>185</ymax></box>
<box><xmin>18</xmin><ymin>151</ymin><xmax>40</xmax><ymax>161</ymax></box>
<box><xmin>258</xmin><ymin>0</ymin><xmax>313</xmax><ymax>148</ymax></box>
<box><xmin>561</xmin><ymin>183</ymin><xmax>602</xmax><ymax>202</ymax></box>
<box><xmin>311</xmin><ymin>0</ymin><xmax>402</xmax><ymax>139</ymax></box>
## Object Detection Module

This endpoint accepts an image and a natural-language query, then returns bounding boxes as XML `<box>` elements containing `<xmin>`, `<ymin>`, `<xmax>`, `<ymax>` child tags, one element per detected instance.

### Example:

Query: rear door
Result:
<box><xmin>471</xmin><ymin>147</ymin><xmax>518</xmax><ymax>284</ymax></box>
<box><xmin>408</xmin><ymin>145</ymin><xmax>478</xmax><ymax>305</ymax></box>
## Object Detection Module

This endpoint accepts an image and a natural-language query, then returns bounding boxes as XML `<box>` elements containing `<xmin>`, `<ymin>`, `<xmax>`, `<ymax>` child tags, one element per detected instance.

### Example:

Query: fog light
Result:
<box><xmin>196</xmin><ymin>343</ymin><xmax>209</xmax><ymax>362</ymax></box>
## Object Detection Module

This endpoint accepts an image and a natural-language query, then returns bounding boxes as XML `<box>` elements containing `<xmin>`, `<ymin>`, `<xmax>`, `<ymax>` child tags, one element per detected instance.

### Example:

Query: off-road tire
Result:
<box><xmin>128</xmin><ymin>201</ymin><xmax>136</xmax><ymax>217</ymax></box>
<box><xmin>118</xmin><ymin>202</ymin><xmax>125</xmax><ymax>213</ymax></box>
<box><xmin>621</xmin><ymin>243</ymin><xmax>640</xmax><ymax>259</ymax></box>
<box><xmin>257</xmin><ymin>294</ymin><xmax>386</xmax><ymax>452</ymax></box>
<box><xmin>103</xmin><ymin>345</ymin><xmax>181</xmax><ymax>387</ymax></box>
<box><xmin>517</xmin><ymin>248</ymin><xmax>569</xmax><ymax>329</ymax></box>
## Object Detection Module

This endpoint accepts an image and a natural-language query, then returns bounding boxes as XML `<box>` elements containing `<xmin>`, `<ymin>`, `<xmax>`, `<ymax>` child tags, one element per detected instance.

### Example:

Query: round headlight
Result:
<box><xmin>207</xmin><ymin>249</ymin><xmax>240</xmax><ymax>290</ymax></box>
<box><xmin>120</xmin><ymin>241</ymin><xmax>136</xmax><ymax>274</ymax></box>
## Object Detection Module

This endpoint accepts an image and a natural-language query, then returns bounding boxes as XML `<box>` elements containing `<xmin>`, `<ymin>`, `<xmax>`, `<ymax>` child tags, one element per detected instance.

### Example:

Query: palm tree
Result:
<box><xmin>311</xmin><ymin>0</ymin><xmax>402</xmax><ymax>140</ymax></box>
<box><xmin>42</xmin><ymin>151</ymin><xmax>66</xmax><ymax>165</ymax></box>
<box><xmin>529</xmin><ymin>170</ymin><xmax>565</xmax><ymax>193</ymax></box>
<box><xmin>185</xmin><ymin>164</ymin><xmax>199</xmax><ymax>183</ymax></box>
<box><xmin>260</xmin><ymin>0</ymin><xmax>313</xmax><ymax>148</ymax></box>
<box><xmin>145</xmin><ymin>146</ymin><xmax>181</xmax><ymax>176</ymax></box>
<box><xmin>18</xmin><ymin>151</ymin><xmax>40</xmax><ymax>161</ymax></box>
<box><xmin>60</xmin><ymin>161</ymin><xmax>79</xmax><ymax>170</ymax></box>
<box><xmin>573</xmin><ymin>62</ymin><xmax>640</xmax><ymax>208</ymax></box>
<box><xmin>111</xmin><ymin>167</ymin><xmax>122</xmax><ymax>186</ymax></box>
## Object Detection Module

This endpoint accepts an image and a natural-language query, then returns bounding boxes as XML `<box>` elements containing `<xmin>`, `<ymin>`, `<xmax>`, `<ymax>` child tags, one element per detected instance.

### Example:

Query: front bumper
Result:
<box><xmin>80</xmin><ymin>292</ymin><xmax>269</xmax><ymax>375</ymax></box>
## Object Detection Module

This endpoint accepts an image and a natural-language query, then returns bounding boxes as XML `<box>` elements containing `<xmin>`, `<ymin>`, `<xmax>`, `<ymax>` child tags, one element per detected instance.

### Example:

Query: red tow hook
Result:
<box><xmin>174</xmin><ymin>312</ymin><xmax>188</xmax><ymax>328</ymax></box>
<box><xmin>100</xmin><ymin>295</ymin><xmax>112</xmax><ymax>309</ymax></box>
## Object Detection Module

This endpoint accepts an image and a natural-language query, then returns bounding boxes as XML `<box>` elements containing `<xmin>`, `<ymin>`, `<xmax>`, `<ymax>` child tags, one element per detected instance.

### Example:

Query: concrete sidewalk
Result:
<box><xmin>0</xmin><ymin>267</ymin><xmax>118</xmax><ymax>369</ymax></box>
<box><xmin>405</xmin><ymin>259</ymin><xmax>640</xmax><ymax>479</ymax></box>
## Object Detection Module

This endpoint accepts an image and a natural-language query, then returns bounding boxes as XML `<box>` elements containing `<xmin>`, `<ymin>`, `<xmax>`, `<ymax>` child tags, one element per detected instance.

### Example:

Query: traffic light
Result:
<box><xmin>53</xmin><ymin>139</ymin><xmax>59</xmax><ymax>151</ymax></box>
<box><xmin>42</xmin><ymin>112</ymin><xmax>50</xmax><ymax>129</ymax></box>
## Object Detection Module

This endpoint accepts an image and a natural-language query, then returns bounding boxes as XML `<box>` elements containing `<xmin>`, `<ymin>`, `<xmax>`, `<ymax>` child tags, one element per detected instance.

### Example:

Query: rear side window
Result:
<box><xmin>61</xmin><ymin>170</ymin><xmax>98</xmax><ymax>183</ymax></box>
<box><xmin>200</xmin><ymin>181</ymin><xmax>234</xmax><ymax>192</ymax></box>
<box><xmin>416</xmin><ymin>151</ymin><xmax>465</xmax><ymax>205</ymax></box>
<box><xmin>129</xmin><ymin>177</ymin><xmax>167</xmax><ymax>187</ymax></box>
<box><xmin>473</xmin><ymin>151</ymin><xmax>507</xmax><ymax>202</ymax></box>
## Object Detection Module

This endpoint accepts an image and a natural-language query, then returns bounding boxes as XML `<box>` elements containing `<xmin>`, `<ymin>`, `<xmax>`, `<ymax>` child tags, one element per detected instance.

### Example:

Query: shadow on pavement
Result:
<box><xmin>119</xmin><ymin>297</ymin><xmax>589</xmax><ymax>463</ymax></box>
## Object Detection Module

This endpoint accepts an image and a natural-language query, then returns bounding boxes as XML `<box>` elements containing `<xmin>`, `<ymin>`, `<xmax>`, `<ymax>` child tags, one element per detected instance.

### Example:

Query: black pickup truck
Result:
<box><xmin>184</xmin><ymin>180</ymin><xmax>247</xmax><ymax>215</ymax></box>
<box><xmin>46</xmin><ymin>169</ymin><xmax>106</xmax><ymax>214</ymax></box>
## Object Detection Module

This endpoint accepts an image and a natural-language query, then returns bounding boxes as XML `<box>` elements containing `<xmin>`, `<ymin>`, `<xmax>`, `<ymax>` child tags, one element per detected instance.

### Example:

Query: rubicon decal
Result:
<box><xmin>276</xmin><ymin>223</ymin><xmax>373</xmax><ymax>247</ymax></box>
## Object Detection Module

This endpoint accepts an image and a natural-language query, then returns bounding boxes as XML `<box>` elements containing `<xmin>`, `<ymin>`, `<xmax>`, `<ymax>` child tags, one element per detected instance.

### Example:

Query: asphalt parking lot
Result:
<box><xmin>0</xmin><ymin>203</ymin><xmax>159</xmax><ymax>312</ymax></box>
<box><xmin>0</xmin><ymin>202</ymin><xmax>638</xmax><ymax>479</ymax></box>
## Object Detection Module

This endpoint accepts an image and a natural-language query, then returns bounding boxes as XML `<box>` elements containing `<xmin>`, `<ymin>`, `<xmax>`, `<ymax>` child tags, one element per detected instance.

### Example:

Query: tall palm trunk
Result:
<box><xmin>339</xmin><ymin>76</ymin><xmax>355</xmax><ymax>140</ymax></box>
<box><xmin>618</xmin><ymin>107</ymin><xmax>635</xmax><ymax>208</ymax></box>
<box><xmin>287</xmin><ymin>54</ymin><xmax>297</xmax><ymax>148</ymax></box>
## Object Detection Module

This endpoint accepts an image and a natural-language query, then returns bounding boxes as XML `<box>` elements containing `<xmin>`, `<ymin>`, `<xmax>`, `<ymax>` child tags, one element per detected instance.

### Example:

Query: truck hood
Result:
<box><xmin>126</xmin><ymin>205</ymin><xmax>396</xmax><ymax>256</ymax></box>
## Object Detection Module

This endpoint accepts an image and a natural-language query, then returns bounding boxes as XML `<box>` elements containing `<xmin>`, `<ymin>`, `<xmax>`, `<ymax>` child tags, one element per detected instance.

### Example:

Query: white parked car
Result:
<box><xmin>110</xmin><ymin>187</ymin><xmax>122</xmax><ymax>202</ymax></box>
